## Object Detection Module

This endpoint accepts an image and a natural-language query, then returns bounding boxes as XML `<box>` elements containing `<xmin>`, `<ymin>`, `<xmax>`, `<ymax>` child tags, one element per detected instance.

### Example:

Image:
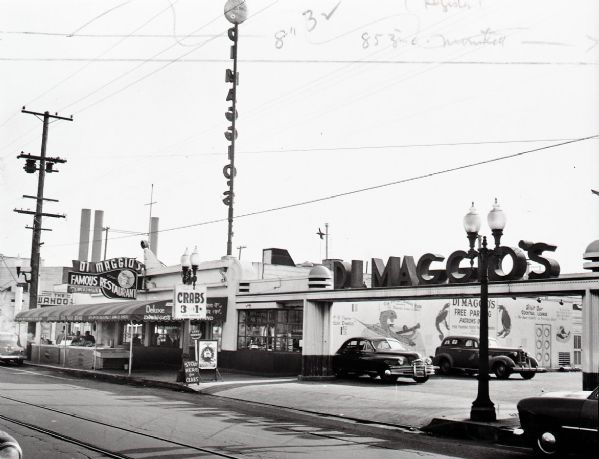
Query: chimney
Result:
<box><xmin>91</xmin><ymin>210</ymin><xmax>104</xmax><ymax>262</ymax></box>
<box><xmin>78</xmin><ymin>208</ymin><xmax>91</xmax><ymax>261</ymax></box>
<box><xmin>150</xmin><ymin>216</ymin><xmax>159</xmax><ymax>256</ymax></box>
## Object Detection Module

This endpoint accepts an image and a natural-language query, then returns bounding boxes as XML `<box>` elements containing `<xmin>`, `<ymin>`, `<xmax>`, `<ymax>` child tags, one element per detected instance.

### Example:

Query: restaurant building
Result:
<box><xmin>10</xmin><ymin>237</ymin><xmax>599</xmax><ymax>389</ymax></box>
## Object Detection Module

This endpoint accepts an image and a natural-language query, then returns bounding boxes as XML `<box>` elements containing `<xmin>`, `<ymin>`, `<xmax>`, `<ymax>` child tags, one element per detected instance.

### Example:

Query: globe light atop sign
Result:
<box><xmin>224</xmin><ymin>0</ymin><xmax>248</xmax><ymax>24</ymax></box>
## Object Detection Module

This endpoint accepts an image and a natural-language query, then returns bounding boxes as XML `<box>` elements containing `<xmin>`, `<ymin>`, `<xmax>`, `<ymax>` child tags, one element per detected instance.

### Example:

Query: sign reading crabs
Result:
<box><xmin>173</xmin><ymin>284</ymin><xmax>207</xmax><ymax>320</ymax></box>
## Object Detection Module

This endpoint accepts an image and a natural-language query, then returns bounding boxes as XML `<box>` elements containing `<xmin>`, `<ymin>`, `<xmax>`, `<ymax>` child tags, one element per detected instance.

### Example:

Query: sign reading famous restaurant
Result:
<box><xmin>68</xmin><ymin>257</ymin><xmax>143</xmax><ymax>299</ymax></box>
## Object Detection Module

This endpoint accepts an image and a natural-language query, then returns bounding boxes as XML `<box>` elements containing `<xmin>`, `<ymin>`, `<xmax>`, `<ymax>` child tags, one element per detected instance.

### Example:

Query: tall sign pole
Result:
<box><xmin>223</xmin><ymin>1</ymin><xmax>248</xmax><ymax>256</ymax></box>
<box><xmin>14</xmin><ymin>108</ymin><xmax>72</xmax><ymax>314</ymax></box>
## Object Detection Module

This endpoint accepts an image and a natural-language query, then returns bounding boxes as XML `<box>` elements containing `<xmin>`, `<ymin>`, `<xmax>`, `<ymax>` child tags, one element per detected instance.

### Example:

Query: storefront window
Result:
<box><xmin>123</xmin><ymin>323</ymin><xmax>143</xmax><ymax>344</ymax></box>
<box><xmin>238</xmin><ymin>309</ymin><xmax>302</xmax><ymax>352</ymax></box>
<box><xmin>152</xmin><ymin>324</ymin><xmax>180</xmax><ymax>347</ymax></box>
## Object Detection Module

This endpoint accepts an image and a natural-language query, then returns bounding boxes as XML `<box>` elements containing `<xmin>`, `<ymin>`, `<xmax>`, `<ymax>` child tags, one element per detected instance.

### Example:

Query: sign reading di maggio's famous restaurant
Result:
<box><xmin>68</xmin><ymin>258</ymin><xmax>143</xmax><ymax>299</ymax></box>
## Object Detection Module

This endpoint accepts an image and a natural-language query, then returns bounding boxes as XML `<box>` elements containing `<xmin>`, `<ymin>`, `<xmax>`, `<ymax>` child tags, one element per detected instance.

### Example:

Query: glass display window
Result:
<box><xmin>152</xmin><ymin>324</ymin><xmax>180</xmax><ymax>347</ymax></box>
<box><xmin>238</xmin><ymin>308</ymin><xmax>303</xmax><ymax>352</ymax></box>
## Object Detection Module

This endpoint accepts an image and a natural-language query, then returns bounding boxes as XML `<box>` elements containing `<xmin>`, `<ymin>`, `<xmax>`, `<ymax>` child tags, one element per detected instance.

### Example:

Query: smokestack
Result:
<box><xmin>150</xmin><ymin>217</ymin><xmax>159</xmax><ymax>256</ymax></box>
<box><xmin>78</xmin><ymin>209</ymin><xmax>91</xmax><ymax>261</ymax></box>
<box><xmin>91</xmin><ymin>210</ymin><xmax>104</xmax><ymax>262</ymax></box>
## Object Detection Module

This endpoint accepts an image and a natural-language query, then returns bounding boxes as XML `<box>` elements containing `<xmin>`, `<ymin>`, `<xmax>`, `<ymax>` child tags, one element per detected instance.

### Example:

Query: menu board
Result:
<box><xmin>206</xmin><ymin>297</ymin><xmax>228</xmax><ymax>322</ymax></box>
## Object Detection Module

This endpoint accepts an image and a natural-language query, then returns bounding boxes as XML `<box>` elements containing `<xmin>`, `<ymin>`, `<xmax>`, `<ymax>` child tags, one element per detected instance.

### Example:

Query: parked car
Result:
<box><xmin>515</xmin><ymin>386</ymin><xmax>598</xmax><ymax>457</ymax></box>
<box><xmin>433</xmin><ymin>335</ymin><xmax>542</xmax><ymax>379</ymax></box>
<box><xmin>0</xmin><ymin>429</ymin><xmax>23</xmax><ymax>459</ymax></box>
<box><xmin>0</xmin><ymin>332</ymin><xmax>25</xmax><ymax>365</ymax></box>
<box><xmin>332</xmin><ymin>336</ymin><xmax>436</xmax><ymax>383</ymax></box>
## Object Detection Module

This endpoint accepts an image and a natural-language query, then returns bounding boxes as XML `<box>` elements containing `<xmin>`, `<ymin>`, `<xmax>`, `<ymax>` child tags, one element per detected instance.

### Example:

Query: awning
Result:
<box><xmin>14</xmin><ymin>299</ymin><xmax>174</xmax><ymax>323</ymax></box>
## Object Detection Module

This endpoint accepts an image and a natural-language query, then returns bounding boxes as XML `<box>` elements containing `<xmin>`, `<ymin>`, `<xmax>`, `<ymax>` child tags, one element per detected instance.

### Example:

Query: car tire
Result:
<box><xmin>413</xmin><ymin>376</ymin><xmax>428</xmax><ymax>383</ymax></box>
<box><xmin>439</xmin><ymin>358</ymin><xmax>452</xmax><ymax>375</ymax></box>
<box><xmin>493</xmin><ymin>362</ymin><xmax>511</xmax><ymax>379</ymax></box>
<box><xmin>533</xmin><ymin>428</ymin><xmax>560</xmax><ymax>456</ymax></box>
<box><xmin>379</xmin><ymin>370</ymin><xmax>396</xmax><ymax>383</ymax></box>
<box><xmin>520</xmin><ymin>372</ymin><xmax>535</xmax><ymax>380</ymax></box>
<box><xmin>334</xmin><ymin>368</ymin><xmax>347</xmax><ymax>378</ymax></box>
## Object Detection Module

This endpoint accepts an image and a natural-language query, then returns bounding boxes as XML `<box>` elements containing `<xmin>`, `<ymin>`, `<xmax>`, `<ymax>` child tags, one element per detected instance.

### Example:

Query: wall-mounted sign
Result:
<box><xmin>143</xmin><ymin>303</ymin><xmax>172</xmax><ymax>321</ymax></box>
<box><xmin>173</xmin><ymin>284</ymin><xmax>207</xmax><ymax>320</ymax></box>
<box><xmin>197</xmin><ymin>340</ymin><xmax>218</xmax><ymax>370</ymax></box>
<box><xmin>329</xmin><ymin>239</ymin><xmax>560</xmax><ymax>290</ymax></box>
<box><xmin>206</xmin><ymin>297</ymin><xmax>228</xmax><ymax>321</ymax></box>
<box><xmin>68</xmin><ymin>258</ymin><xmax>143</xmax><ymax>299</ymax></box>
<box><xmin>38</xmin><ymin>291</ymin><xmax>73</xmax><ymax>307</ymax></box>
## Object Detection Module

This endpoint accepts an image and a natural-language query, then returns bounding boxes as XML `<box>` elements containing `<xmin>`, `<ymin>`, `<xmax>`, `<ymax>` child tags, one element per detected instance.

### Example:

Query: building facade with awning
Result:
<box><xmin>14</xmin><ymin>299</ymin><xmax>173</xmax><ymax>323</ymax></box>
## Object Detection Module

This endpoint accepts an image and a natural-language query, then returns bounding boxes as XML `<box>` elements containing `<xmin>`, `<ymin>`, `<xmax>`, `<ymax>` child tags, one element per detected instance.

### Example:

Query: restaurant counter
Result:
<box><xmin>29</xmin><ymin>344</ymin><xmax>181</xmax><ymax>370</ymax></box>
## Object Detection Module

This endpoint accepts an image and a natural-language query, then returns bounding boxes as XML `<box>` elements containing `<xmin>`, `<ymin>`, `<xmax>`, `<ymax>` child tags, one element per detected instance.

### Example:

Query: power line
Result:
<box><xmin>1</xmin><ymin>57</ymin><xmax>596</xmax><ymax>65</ymax></box>
<box><xmin>46</xmin><ymin>134</ymin><xmax>599</xmax><ymax>248</ymax></box>
<box><xmin>85</xmin><ymin>137</ymin><xmax>579</xmax><ymax>159</ymax></box>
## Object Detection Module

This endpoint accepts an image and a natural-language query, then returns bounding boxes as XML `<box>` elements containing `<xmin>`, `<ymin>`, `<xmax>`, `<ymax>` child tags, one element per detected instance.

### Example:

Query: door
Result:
<box><xmin>455</xmin><ymin>338</ymin><xmax>479</xmax><ymax>368</ymax></box>
<box><xmin>535</xmin><ymin>324</ymin><xmax>551</xmax><ymax>368</ymax></box>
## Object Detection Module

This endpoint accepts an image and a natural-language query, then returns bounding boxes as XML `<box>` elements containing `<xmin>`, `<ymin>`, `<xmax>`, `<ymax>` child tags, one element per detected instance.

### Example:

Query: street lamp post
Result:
<box><xmin>178</xmin><ymin>247</ymin><xmax>200</xmax><ymax>381</ymax></box>
<box><xmin>463</xmin><ymin>199</ymin><xmax>506</xmax><ymax>422</ymax></box>
<box><xmin>223</xmin><ymin>0</ymin><xmax>248</xmax><ymax>256</ymax></box>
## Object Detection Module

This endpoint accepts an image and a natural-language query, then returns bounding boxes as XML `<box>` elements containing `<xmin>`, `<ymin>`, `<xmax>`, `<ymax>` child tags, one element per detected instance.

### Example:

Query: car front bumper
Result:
<box><xmin>513</xmin><ymin>365</ymin><xmax>546</xmax><ymax>373</ymax></box>
<box><xmin>388</xmin><ymin>363</ymin><xmax>436</xmax><ymax>377</ymax></box>
<box><xmin>0</xmin><ymin>354</ymin><xmax>25</xmax><ymax>361</ymax></box>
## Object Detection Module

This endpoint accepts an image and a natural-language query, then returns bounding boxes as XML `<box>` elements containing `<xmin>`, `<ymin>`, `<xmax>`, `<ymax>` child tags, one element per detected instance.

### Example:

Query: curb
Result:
<box><xmin>422</xmin><ymin>417</ymin><xmax>524</xmax><ymax>445</ymax></box>
<box><xmin>23</xmin><ymin>363</ymin><xmax>197</xmax><ymax>393</ymax></box>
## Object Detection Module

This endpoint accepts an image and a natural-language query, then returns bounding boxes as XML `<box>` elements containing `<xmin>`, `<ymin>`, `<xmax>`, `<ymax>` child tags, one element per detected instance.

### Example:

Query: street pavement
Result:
<box><xmin>17</xmin><ymin>362</ymin><xmax>584</xmax><ymax>445</ymax></box>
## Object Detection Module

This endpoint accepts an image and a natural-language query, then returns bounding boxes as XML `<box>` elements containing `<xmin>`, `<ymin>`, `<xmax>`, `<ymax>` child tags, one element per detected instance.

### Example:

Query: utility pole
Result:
<box><xmin>14</xmin><ymin>107</ymin><xmax>72</xmax><ymax>314</ymax></box>
<box><xmin>144</xmin><ymin>184</ymin><xmax>157</xmax><ymax>246</ymax></box>
<box><xmin>237</xmin><ymin>245</ymin><xmax>246</xmax><ymax>260</ymax></box>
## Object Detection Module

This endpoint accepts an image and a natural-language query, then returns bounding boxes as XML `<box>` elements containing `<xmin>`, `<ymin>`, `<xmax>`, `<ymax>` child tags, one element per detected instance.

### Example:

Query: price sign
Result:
<box><xmin>173</xmin><ymin>284</ymin><xmax>207</xmax><ymax>320</ymax></box>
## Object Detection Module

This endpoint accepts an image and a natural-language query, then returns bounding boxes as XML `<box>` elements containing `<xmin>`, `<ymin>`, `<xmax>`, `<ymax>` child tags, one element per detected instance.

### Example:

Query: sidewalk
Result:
<box><xmin>22</xmin><ymin>362</ymin><xmax>533</xmax><ymax>445</ymax></box>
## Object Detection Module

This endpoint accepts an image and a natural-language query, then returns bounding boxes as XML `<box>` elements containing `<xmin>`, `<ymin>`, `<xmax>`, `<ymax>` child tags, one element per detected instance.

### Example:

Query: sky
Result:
<box><xmin>1</xmin><ymin>0</ymin><xmax>598</xmax><ymax>276</ymax></box>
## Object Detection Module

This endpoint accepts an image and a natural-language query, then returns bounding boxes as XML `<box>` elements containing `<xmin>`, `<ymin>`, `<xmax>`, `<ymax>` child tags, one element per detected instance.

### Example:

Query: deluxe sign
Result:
<box><xmin>173</xmin><ymin>285</ymin><xmax>207</xmax><ymax>320</ymax></box>
<box><xmin>329</xmin><ymin>240</ymin><xmax>560</xmax><ymax>289</ymax></box>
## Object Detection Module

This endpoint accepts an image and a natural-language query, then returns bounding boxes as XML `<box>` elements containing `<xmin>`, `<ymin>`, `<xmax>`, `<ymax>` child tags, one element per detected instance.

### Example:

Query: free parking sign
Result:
<box><xmin>173</xmin><ymin>284</ymin><xmax>207</xmax><ymax>319</ymax></box>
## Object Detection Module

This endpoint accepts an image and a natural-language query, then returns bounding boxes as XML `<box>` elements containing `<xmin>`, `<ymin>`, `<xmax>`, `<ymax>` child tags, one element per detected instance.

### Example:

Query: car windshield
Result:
<box><xmin>372</xmin><ymin>338</ymin><xmax>407</xmax><ymax>351</ymax></box>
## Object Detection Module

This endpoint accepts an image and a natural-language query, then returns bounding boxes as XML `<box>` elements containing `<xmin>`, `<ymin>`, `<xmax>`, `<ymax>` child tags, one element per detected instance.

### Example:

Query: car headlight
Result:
<box><xmin>424</xmin><ymin>357</ymin><xmax>432</xmax><ymax>365</ymax></box>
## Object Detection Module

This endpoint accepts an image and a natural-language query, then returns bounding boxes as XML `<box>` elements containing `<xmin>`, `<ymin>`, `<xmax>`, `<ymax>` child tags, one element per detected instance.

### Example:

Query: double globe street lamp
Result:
<box><xmin>463</xmin><ymin>198</ymin><xmax>506</xmax><ymax>422</ymax></box>
<box><xmin>177</xmin><ymin>246</ymin><xmax>200</xmax><ymax>381</ymax></box>
<box><xmin>180</xmin><ymin>246</ymin><xmax>200</xmax><ymax>288</ymax></box>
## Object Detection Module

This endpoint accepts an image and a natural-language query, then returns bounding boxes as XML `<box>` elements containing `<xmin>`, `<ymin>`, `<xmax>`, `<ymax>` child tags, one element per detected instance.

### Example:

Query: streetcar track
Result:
<box><xmin>0</xmin><ymin>394</ymin><xmax>242</xmax><ymax>458</ymax></box>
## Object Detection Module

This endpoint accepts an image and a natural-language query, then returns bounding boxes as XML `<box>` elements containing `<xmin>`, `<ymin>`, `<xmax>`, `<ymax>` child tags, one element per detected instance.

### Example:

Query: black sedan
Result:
<box><xmin>515</xmin><ymin>386</ymin><xmax>598</xmax><ymax>457</ymax></box>
<box><xmin>332</xmin><ymin>336</ymin><xmax>435</xmax><ymax>383</ymax></box>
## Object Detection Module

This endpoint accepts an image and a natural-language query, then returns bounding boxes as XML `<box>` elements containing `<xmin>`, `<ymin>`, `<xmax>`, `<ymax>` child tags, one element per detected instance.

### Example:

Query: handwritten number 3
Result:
<box><xmin>303</xmin><ymin>10</ymin><xmax>317</xmax><ymax>32</ymax></box>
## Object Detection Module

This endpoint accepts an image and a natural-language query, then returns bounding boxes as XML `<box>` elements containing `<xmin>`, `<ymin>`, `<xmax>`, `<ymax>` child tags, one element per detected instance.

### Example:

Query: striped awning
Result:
<box><xmin>14</xmin><ymin>299</ymin><xmax>174</xmax><ymax>323</ymax></box>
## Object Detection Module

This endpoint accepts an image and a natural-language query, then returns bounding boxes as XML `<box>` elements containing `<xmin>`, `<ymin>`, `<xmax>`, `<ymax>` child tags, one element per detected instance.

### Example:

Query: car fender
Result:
<box><xmin>433</xmin><ymin>353</ymin><xmax>454</xmax><ymax>366</ymax></box>
<box><xmin>527</xmin><ymin>356</ymin><xmax>539</xmax><ymax>367</ymax></box>
<box><xmin>490</xmin><ymin>355</ymin><xmax>515</xmax><ymax>368</ymax></box>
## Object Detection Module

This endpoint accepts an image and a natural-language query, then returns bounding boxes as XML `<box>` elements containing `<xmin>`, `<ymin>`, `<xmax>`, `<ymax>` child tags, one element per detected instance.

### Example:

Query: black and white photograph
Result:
<box><xmin>0</xmin><ymin>1</ymin><xmax>598</xmax><ymax>458</ymax></box>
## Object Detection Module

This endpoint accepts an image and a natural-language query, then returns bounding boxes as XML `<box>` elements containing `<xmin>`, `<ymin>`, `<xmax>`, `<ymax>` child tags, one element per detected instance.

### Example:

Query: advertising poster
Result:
<box><xmin>331</xmin><ymin>297</ymin><xmax>581</xmax><ymax>368</ymax></box>
<box><xmin>197</xmin><ymin>340</ymin><xmax>218</xmax><ymax>370</ymax></box>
